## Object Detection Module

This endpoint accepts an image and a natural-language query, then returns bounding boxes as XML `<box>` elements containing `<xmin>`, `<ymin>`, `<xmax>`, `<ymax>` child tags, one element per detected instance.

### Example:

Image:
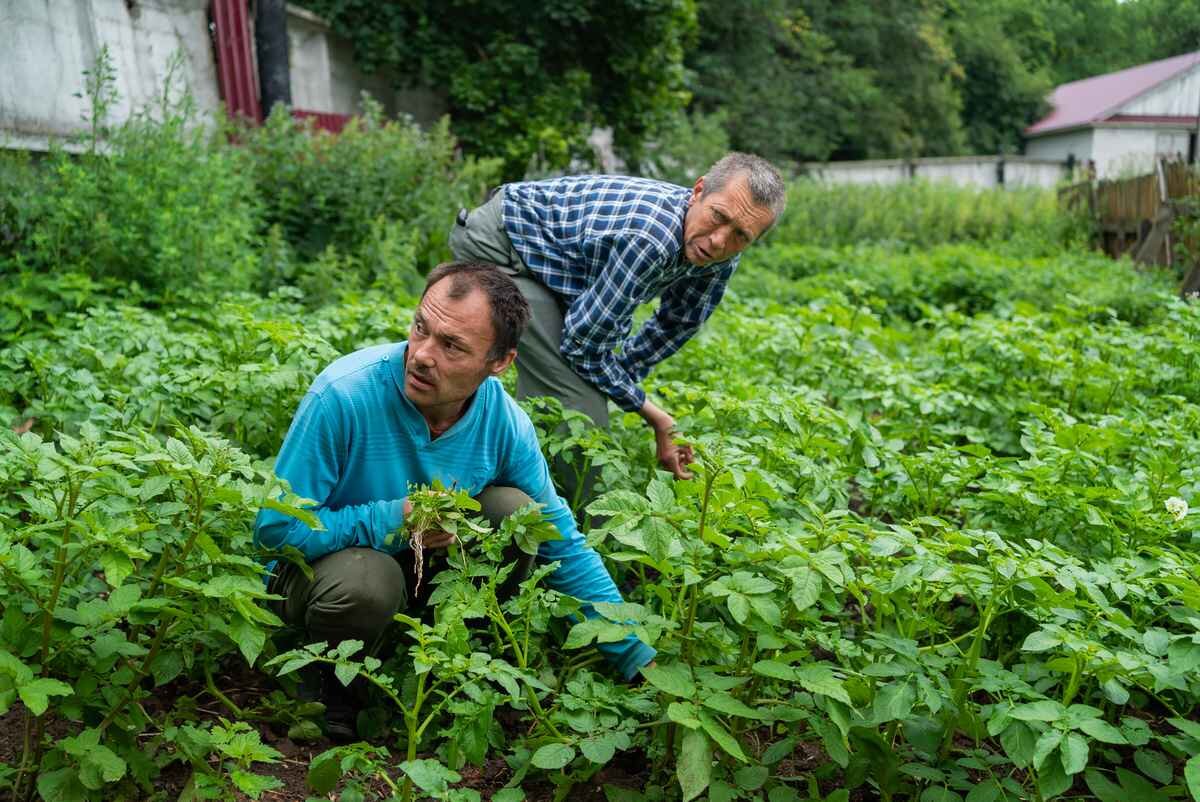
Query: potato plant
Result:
<box><xmin>1</xmin><ymin>228</ymin><xmax>1200</xmax><ymax>801</ymax></box>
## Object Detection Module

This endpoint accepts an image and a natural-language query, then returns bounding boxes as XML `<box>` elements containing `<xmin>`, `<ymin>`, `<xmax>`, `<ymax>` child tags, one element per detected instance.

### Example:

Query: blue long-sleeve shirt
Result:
<box><xmin>502</xmin><ymin>175</ymin><xmax>738</xmax><ymax>412</ymax></box>
<box><xmin>254</xmin><ymin>342</ymin><xmax>655</xmax><ymax>678</ymax></box>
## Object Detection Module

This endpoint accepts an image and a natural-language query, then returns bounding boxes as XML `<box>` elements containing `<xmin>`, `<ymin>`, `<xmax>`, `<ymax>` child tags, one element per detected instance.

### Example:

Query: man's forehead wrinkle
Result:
<box><xmin>418</xmin><ymin>287</ymin><xmax>495</xmax><ymax>348</ymax></box>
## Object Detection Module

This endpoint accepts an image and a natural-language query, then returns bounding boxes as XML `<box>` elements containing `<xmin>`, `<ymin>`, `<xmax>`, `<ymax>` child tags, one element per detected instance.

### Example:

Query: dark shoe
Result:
<box><xmin>320</xmin><ymin>667</ymin><xmax>360</xmax><ymax>742</ymax></box>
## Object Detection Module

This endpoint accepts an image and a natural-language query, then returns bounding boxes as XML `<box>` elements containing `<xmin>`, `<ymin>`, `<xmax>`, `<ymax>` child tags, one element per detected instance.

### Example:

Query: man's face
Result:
<box><xmin>682</xmin><ymin>173</ymin><xmax>775</xmax><ymax>267</ymax></box>
<box><xmin>404</xmin><ymin>279</ymin><xmax>514</xmax><ymax>416</ymax></box>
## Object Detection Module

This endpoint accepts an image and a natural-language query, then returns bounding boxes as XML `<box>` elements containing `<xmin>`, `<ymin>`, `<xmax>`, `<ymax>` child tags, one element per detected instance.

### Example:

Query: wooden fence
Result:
<box><xmin>1060</xmin><ymin>159</ymin><xmax>1200</xmax><ymax>296</ymax></box>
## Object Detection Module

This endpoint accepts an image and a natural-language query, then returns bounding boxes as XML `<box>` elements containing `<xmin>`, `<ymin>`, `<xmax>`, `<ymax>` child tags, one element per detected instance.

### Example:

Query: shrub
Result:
<box><xmin>768</xmin><ymin>178</ymin><xmax>1090</xmax><ymax>252</ymax></box>
<box><xmin>0</xmin><ymin>51</ymin><xmax>262</xmax><ymax>302</ymax></box>
<box><xmin>243</xmin><ymin>102</ymin><xmax>501</xmax><ymax>302</ymax></box>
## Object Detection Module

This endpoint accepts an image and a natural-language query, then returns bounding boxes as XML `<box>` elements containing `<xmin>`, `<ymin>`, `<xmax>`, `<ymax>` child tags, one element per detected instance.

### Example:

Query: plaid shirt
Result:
<box><xmin>502</xmin><ymin>175</ymin><xmax>737</xmax><ymax>412</ymax></box>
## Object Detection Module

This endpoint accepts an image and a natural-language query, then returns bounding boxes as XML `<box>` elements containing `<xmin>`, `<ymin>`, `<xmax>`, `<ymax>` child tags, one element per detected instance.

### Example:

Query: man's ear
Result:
<box><xmin>690</xmin><ymin>176</ymin><xmax>705</xmax><ymax>205</ymax></box>
<box><xmin>489</xmin><ymin>348</ymin><xmax>517</xmax><ymax>376</ymax></box>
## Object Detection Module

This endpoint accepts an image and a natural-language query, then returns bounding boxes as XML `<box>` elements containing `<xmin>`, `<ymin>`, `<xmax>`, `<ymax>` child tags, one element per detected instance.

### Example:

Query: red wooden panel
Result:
<box><xmin>292</xmin><ymin>109</ymin><xmax>353</xmax><ymax>134</ymax></box>
<box><xmin>210</xmin><ymin>0</ymin><xmax>262</xmax><ymax>123</ymax></box>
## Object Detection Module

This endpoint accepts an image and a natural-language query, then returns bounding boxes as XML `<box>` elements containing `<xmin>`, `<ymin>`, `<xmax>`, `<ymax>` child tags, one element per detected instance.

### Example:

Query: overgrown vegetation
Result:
<box><xmin>0</xmin><ymin>49</ymin><xmax>498</xmax><ymax>310</ymax></box>
<box><xmin>768</xmin><ymin>181</ymin><xmax>1091</xmax><ymax>253</ymax></box>
<box><xmin>297</xmin><ymin>0</ymin><xmax>1198</xmax><ymax>168</ymax></box>
<box><xmin>3</xmin><ymin>59</ymin><xmax>1199</xmax><ymax>802</ymax></box>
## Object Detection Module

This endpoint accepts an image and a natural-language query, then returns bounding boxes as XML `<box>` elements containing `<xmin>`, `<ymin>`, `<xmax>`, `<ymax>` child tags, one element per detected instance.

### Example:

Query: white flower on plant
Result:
<box><xmin>1165</xmin><ymin>496</ymin><xmax>1188</xmax><ymax>521</ymax></box>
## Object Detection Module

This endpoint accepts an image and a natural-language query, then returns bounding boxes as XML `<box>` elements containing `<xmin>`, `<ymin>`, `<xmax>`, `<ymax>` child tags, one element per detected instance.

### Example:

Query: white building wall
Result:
<box><xmin>803</xmin><ymin>156</ymin><xmax>1066</xmax><ymax>189</ymax></box>
<box><xmin>1006</xmin><ymin>160</ymin><xmax>1070</xmax><ymax>187</ymax></box>
<box><xmin>1024</xmin><ymin>129</ymin><xmax>1095</xmax><ymax>164</ymax></box>
<box><xmin>0</xmin><ymin>0</ymin><xmax>219</xmax><ymax>150</ymax></box>
<box><xmin>287</xmin><ymin>8</ymin><xmax>334</xmax><ymax>112</ymax></box>
<box><xmin>1092</xmin><ymin>127</ymin><xmax>1189</xmax><ymax>177</ymax></box>
<box><xmin>805</xmin><ymin>160</ymin><xmax>909</xmax><ymax>185</ymax></box>
<box><xmin>0</xmin><ymin>1</ymin><xmax>445</xmax><ymax>151</ymax></box>
<box><xmin>915</xmin><ymin>158</ymin><xmax>998</xmax><ymax>188</ymax></box>
<box><xmin>1119</xmin><ymin>64</ymin><xmax>1200</xmax><ymax>117</ymax></box>
<box><xmin>285</xmin><ymin>5</ymin><xmax>406</xmax><ymax>118</ymax></box>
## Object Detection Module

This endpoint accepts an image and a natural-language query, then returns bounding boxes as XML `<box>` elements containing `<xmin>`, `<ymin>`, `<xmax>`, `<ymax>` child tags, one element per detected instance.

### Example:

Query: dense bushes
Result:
<box><xmin>770</xmin><ymin>179</ymin><xmax>1091</xmax><ymax>252</ymax></box>
<box><xmin>0</xmin><ymin>111</ymin><xmax>261</xmax><ymax>301</ymax></box>
<box><xmin>0</xmin><ymin>55</ymin><xmax>500</xmax><ymax>313</ymax></box>
<box><xmin>740</xmin><ymin>243</ymin><xmax>1171</xmax><ymax>326</ymax></box>
<box><xmin>244</xmin><ymin>103</ymin><xmax>500</xmax><ymax>298</ymax></box>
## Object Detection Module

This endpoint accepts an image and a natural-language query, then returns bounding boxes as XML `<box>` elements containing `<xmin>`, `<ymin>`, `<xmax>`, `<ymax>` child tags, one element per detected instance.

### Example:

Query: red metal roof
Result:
<box><xmin>1026</xmin><ymin>50</ymin><xmax>1200</xmax><ymax>136</ymax></box>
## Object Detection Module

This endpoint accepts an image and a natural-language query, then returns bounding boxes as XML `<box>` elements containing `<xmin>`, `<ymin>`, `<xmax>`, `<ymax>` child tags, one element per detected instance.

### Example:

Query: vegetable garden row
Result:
<box><xmin>2</xmin><ymin>227</ymin><xmax>1199</xmax><ymax>801</ymax></box>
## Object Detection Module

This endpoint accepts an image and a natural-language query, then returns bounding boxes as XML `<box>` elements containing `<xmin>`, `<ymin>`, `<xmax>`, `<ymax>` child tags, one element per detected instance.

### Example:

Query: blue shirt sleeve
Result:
<box><xmin>619</xmin><ymin>260</ymin><xmax>736</xmax><ymax>383</ymax></box>
<box><xmin>500</xmin><ymin>410</ymin><xmax>656</xmax><ymax>679</ymax></box>
<box><xmin>558</xmin><ymin>233</ymin><xmax>674</xmax><ymax>413</ymax></box>
<box><xmin>254</xmin><ymin>390</ymin><xmax>408</xmax><ymax>562</ymax></box>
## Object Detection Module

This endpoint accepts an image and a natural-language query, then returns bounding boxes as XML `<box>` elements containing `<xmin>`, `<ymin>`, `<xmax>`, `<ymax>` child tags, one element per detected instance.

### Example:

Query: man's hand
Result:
<box><xmin>402</xmin><ymin>498</ymin><xmax>457</xmax><ymax>549</ymax></box>
<box><xmin>655</xmin><ymin>426</ymin><xmax>695</xmax><ymax>480</ymax></box>
<box><xmin>639</xmin><ymin>399</ymin><xmax>695</xmax><ymax>480</ymax></box>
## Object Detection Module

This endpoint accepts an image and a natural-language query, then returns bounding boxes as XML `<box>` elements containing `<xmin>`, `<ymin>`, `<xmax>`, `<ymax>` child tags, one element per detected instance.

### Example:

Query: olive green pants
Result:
<box><xmin>268</xmin><ymin>486</ymin><xmax>536</xmax><ymax>652</ymax></box>
<box><xmin>449</xmin><ymin>189</ymin><xmax>609</xmax><ymax>508</ymax></box>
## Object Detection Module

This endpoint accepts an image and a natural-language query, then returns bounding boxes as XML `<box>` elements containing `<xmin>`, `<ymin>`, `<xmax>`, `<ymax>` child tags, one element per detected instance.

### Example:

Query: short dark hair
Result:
<box><xmin>422</xmin><ymin>261</ymin><xmax>531</xmax><ymax>361</ymax></box>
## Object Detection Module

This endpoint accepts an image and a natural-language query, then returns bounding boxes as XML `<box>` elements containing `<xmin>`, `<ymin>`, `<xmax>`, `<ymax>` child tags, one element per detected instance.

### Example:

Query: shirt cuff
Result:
<box><xmin>612</xmin><ymin>382</ymin><xmax>646</xmax><ymax>413</ymax></box>
<box><xmin>613</xmin><ymin>639</ymin><xmax>657</xmax><ymax>681</ymax></box>
<box><xmin>372</xmin><ymin>499</ymin><xmax>409</xmax><ymax>554</ymax></box>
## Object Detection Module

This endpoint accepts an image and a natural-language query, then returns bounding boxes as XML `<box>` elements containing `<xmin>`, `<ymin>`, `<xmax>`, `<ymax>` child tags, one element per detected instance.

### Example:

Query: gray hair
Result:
<box><xmin>702</xmin><ymin>152</ymin><xmax>787</xmax><ymax>229</ymax></box>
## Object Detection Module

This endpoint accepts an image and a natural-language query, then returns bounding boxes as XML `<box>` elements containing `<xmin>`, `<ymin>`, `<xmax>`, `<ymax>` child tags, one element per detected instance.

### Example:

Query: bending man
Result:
<box><xmin>449</xmin><ymin>152</ymin><xmax>786</xmax><ymax>503</ymax></box>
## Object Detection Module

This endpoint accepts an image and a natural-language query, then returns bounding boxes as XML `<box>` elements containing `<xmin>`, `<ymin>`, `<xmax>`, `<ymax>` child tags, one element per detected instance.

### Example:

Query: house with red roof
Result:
<box><xmin>1025</xmin><ymin>51</ymin><xmax>1200</xmax><ymax>178</ymax></box>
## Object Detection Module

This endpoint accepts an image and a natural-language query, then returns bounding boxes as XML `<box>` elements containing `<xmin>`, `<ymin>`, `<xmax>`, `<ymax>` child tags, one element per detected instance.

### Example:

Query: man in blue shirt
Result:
<box><xmin>449</xmin><ymin>153</ymin><xmax>785</xmax><ymax>504</ymax></box>
<box><xmin>255</xmin><ymin>262</ymin><xmax>655</xmax><ymax>739</ymax></box>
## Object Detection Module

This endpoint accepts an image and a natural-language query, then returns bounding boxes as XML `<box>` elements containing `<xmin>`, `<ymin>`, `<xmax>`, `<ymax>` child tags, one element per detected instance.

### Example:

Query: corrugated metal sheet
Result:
<box><xmin>210</xmin><ymin>0</ymin><xmax>262</xmax><ymax>123</ymax></box>
<box><xmin>292</xmin><ymin>109</ymin><xmax>352</xmax><ymax>134</ymax></box>
<box><xmin>1026</xmin><ymin>50</ymin><xmax>1200</xmax><ymax>137</ymax></box>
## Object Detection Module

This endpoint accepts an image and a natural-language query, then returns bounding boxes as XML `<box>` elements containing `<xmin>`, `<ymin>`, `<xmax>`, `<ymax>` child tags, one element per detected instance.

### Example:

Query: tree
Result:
<box><xmin>802</xmin><ymin>0</ymin><xmax>967</xmax><ymax>158</ymax></box>
<box><xmin>946</xmin><ymin>0</ymin><xmax>1053</xmax><ymax>153</ymax></box>
<box><xmin>295</xmin><ymin>0</ymin><xmax>695</xmax><ymax>180</ymax></box>
<box><xmin>685</xmin><ymin>0</ymin><xmax>874</xmax><ymax>165</ymax></box>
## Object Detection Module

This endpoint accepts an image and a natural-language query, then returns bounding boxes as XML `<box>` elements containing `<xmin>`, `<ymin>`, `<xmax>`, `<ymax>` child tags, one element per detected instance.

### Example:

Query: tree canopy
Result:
<box><xmin>298</xmin><ymin>0</ymin><xmax>1199</xmax><ymax>172</ymax></box>
<box><xmin>296</xmin><ymin>0</ymin><xmax>694</xmax><ymax>180</ymax></box>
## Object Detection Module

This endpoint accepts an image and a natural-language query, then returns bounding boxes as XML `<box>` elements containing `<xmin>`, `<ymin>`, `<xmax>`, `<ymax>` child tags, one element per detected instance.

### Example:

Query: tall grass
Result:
<box><xmin>768</xmin><ymin>179</ymin><xmax>1089</xmax><ymax>252</ymax></box>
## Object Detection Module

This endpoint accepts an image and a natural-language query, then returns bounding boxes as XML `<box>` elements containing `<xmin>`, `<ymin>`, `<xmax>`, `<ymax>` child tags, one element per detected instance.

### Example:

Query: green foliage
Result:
<box><xmin>635</xmin><ymin>110</ymin><xmax>732</xmax><ymax>189</ymax></box>
<box><xmin>243</xmin><ymin>102</ymin><xmax>501</xmax><ymax>301</ymax></box>
<box><xmin>685</xmin><ymin>0</ymin><xmax>1192</xmax><ymax>164</ymax></box>
<box><xmin>4</xmin><ymin>235</ymin><xmax>1200</xmax><ymax>800</ymax></box>
<box><xmin>686</xmin><ymin>0</ymin><xmax>872</xmax><ymax>165</ymax></box>
<box><xmin>945</xmin><ymin>0</ymin><xmax>1054</xmax><ymax>154</ymax></box>
<box><xmin>1040</xmin><ymin>0</ymin><xmax>1200</xmax><ymax>86</ymax></box>
<box><xmin>1</xmin><ymin>49</ymin><xmax>500</xmax><ymax>315</ymax></box>
<box><xmin>0</xmin><ymin>50</ymin><xmax>261</xmax><ymax>301</ymax></box>
<box><xmin>770</xmin><ymin>180</ymin><xmax>1088</xmax><ymax>251</ymax></box>
<box><xmin>740</xmin><ymin>242</ymin><xmax>1170</xmax><ymax>327</ymax></box>
<box><xmin>5</xmin><ymin>82</ymin><xmax>1200</xmax><ymax>801</ymax></box>
<box><xmin>295</xmin><ymin>0</ymin><xmax>696</xmax><ymax>180</ymax></box>
<box><xmin>0</xmin><ymin>424</ymin><xmax>307</xmax><ymax>801</ymax></box>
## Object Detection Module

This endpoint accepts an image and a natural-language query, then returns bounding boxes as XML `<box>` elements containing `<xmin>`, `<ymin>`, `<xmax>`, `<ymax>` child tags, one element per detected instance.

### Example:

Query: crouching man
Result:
<box><xmin>254</xmin><ymin>261</ymin><xmax>655</xmax><ymax>740</ymax></box>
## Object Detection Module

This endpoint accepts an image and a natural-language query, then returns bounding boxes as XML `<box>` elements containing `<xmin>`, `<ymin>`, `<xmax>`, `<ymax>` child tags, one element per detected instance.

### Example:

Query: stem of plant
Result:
<box><xmin>204</xmin><ymin>663</ymin><xmax>245</xmax><ymax>718</ymax></box>
<box><xmin>16</xmin><ymin>477</ymin><xmax>79</xmax><ymax>802</ymax></box>
<box><xmin>100</xmin><ymin>487</ymin><xmax>209</xmax><ymax>733</ymax></box>
<box><xmin>941</xmin><ymin>591</ymin><xmax>998</xmax><ymax>757</ymax></box>
<box><xmin>682</xmin><ymin>467</ymin><xmax>718</xmax><ymax>663</ymax></box>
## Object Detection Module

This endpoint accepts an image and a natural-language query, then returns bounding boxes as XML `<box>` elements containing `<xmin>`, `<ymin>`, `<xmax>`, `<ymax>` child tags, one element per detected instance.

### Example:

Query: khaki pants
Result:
<box><xmin>450</xmin><ymin>189</ymin><xmax>608</xmax><ymax>509</ymax></box>
<box><xmin>268</xmin><ymin>486</ymin><xmax>536</xmax><ymax>652</ymax></box>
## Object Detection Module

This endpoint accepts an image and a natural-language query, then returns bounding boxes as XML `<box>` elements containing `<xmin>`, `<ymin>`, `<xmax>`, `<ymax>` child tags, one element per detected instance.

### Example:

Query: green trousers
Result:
<box><xmin>268</xmin><ymin>486</ymin><xmax>536</xmax><ymax>651</ymax></box>
<box><xmin>449</xmin><ymin>189</ymin><xmax>609</xmax><ymax>508</ymax></box>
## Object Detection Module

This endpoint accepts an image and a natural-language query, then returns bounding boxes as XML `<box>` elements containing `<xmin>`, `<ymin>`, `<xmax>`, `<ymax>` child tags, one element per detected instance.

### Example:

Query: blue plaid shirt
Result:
<box><xmin>501</xmin><ymin>175</ymin><xmax>738</xmax><ymax>412</ymax></box>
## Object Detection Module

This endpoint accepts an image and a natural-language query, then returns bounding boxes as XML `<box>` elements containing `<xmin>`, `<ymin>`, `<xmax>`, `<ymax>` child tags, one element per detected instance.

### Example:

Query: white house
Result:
<box><xmin>1025</xmin><ymin>50</ymin><xmax>1200</xmax><ymax>178</ymax></box>
<box><xmin>0</xmin><ymin>0</ymin><xmax>441</xmax><ymax>151</ymax></box>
